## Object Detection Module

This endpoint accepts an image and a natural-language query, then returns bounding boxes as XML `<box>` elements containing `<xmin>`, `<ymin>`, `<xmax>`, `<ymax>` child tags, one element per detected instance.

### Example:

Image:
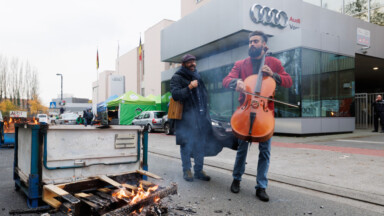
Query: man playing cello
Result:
<box><xmin>222</xmin><ymin>30</ymin><xmax>292</xmax><ymax>202</ymax></box>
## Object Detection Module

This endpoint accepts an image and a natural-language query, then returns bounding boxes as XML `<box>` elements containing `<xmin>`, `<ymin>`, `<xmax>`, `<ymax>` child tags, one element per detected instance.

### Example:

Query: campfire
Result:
<box><xmin>42</xmin><ymin>172</ymin><xmax>177</xmax><ymax>216</ymax></box>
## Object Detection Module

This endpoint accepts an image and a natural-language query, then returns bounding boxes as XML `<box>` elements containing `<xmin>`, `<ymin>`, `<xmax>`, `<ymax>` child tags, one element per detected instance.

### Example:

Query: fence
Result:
<box><xmin>355</xmin><ymin>92</ymin><xmax>384</xmax><ymax>129</ymax></box>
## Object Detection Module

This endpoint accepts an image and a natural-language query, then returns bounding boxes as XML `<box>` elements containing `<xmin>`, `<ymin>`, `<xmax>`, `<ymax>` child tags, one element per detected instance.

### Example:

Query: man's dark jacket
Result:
<box><xmin>372</xmin><ymin>99</ymin><xmax>384</xmax><ymax>113</ymax></box>
<box><xmin>170</xmin><ymin>67</ymin><xmax>213</xmax><ymax>148</ymax></box>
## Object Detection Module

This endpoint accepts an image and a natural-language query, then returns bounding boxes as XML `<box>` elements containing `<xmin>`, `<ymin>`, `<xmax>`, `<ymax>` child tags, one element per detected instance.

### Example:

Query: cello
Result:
<box><xmin>230</xmin><ymin>51</ymin><xmax>298</xmax><ymax>142</ymax></box>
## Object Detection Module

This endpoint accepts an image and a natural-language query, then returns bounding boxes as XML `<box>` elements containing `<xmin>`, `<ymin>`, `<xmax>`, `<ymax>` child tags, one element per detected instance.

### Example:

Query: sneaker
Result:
<box><xmin>372</xmin><ymin>130</ymin><xmax>378</xmax><ymax>132</ymax></box>
<box><xmin>183</xmin><ymin>170</ymin><xmax>193</xmax><ymax>182</ymax></box>
<box><xmin>256</xmin><ymin>188</ymin><xmax>269</xmax><ymax>202</ymax></box>
<box><xmin>194</xmin><ymin>171</ymin><xmax>211</xmax><ymax>181</ymax></box>
<box><xmin>230</xmin><ymin>179</ymin><xmax>240</xmax><ymax>193</ymax></box>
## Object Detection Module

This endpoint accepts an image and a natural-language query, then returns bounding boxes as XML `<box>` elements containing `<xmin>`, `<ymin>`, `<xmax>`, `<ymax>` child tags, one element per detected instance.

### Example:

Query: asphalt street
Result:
<box><xmin>0</xmin><ymin>130</ymin><xmax>383</xmax><ymax>215</ymax></box>
<box><xmin>148</xmin><ymin>153</ymin><xmax>383</xmax><ymax>216</ymax></box>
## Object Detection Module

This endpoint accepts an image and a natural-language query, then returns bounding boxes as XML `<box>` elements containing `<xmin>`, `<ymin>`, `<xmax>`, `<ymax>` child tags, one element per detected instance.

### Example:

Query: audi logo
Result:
<box><xmin>250</xmin><ymin>4</ymin><xmax>288</xmax><ymax>28</ymax></box>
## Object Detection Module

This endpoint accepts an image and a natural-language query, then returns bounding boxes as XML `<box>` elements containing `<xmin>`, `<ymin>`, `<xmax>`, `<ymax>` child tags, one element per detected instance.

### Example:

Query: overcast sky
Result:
<box><xmin>0</xmin><ymin>0</ymin><xmax>180</xmax><ymax>105</ymax></box>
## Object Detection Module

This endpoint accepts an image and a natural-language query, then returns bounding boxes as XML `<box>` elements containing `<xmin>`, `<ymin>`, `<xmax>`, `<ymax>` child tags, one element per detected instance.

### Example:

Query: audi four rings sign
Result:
<box><xmin>250</xmin><ymin>4</ymin><xmax>288</xmax><ymax>28</ymax></box>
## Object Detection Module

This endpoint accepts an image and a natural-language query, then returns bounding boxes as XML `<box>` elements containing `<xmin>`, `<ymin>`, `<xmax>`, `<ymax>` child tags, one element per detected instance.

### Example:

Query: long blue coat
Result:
<box><xmin>170</xmin><ymin>67</ymin><xmax>212</xmax><ymax>144</ymax></box>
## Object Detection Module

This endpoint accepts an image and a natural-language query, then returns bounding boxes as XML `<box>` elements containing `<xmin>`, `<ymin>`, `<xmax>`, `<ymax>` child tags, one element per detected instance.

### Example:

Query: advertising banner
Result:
<box><xmin>10</xmin><ymin>111</ymin><xmax>27</xmax><ymax>118</ymax></box>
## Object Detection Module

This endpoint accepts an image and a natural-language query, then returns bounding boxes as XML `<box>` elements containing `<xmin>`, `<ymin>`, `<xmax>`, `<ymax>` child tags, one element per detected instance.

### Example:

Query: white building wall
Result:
<box><xmin>117</xmin><ymin>48</ymin><xmax>140</xmax><ymax>94</ymax></box>
<box><xmin>143</xmin><ymin>19</ymin><xmax>175</xmax><ymax>96</ymax></box>
<box><xmin>92</xmin><ymin>70</ymin><xmax>115</xmax><ymax>105</ymax></box>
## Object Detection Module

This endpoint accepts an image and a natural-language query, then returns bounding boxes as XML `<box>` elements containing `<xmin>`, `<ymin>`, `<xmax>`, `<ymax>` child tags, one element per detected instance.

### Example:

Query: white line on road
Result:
<box><xmin>336</xmin><ymin>139</ymin><xmax>384</xmax><ymax>144</ymax></box>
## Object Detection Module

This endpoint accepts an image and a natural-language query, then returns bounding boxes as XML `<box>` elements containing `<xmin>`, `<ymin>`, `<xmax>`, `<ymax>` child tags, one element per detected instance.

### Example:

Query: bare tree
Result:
<box><xmin>0</xmin><ymin>56</ymin><xmax>8</xmax><ymax>100</ymax></box>
<box><xmin>10</xmin><ymin>58</ymin><xmax>19</xmax><ymax>104</ymax></box>
<box><xmin>31</xmin><ymin>67</ymin><xmax>39</xmax><ymax>100</ymax></box>
<box><xmin>17</xmin><ymin>63</ymin><xmax>24</xmax><ymax>107</ymax></box>
<box><xmin>0</xmin><ymin>55</ymin><xmax>4</xmax><ymax>101</ymax></box>
<box><xmin>0</xmin><ymin>55</ymin><xmax>40</xmax><ymax>112</ymax></box>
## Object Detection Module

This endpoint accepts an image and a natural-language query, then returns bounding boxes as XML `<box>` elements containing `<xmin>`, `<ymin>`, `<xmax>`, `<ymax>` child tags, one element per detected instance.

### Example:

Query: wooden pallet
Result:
<box><xmin>42</xmin><ymin>170</ymin><xmax>170</xmax><ymax>216</ymax></box>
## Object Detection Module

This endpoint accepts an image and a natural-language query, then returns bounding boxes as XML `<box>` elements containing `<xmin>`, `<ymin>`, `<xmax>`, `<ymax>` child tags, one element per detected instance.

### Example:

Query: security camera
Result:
<box><xmin>360</xmin><ymin>46</ymin><xmax>370</xmax><ymax>54</ymax></box>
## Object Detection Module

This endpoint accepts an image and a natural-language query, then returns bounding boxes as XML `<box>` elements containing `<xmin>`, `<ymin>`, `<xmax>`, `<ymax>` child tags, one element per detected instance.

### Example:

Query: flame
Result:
<box><xmin>111</xmin><ymin>183</ymin><xmax>159</xmax><ymax>206</ymax></box>
<box><xmin>154</xmin><ymin>197</ymin><xmax>160</xmax><ymax>203</ymax></box>
<box><xmin>34</xmin><ymin>119</ymin><xmax>38</xmax><ymax>124</ymax></box>
<box><xmin>139</xmin><ymin>207</ymin><xmax>144</xmax><ymax>213</ymax></box>
<box><xmin>112</xmin><ymin>188</ymin><xmax>131</xmax><ymax>199</ymax></box>
<box><xmin>9</xmin><ymin>118</ymin><xmax>13</xmax><ymax>123</ymax></box>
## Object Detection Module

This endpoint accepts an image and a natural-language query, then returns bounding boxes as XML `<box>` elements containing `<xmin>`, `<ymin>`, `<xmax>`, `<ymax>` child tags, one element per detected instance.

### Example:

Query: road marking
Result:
<box><xmin>336</xmin><ymin>139</ymin><xmax>384</xmax><ymax>144</ymax></box>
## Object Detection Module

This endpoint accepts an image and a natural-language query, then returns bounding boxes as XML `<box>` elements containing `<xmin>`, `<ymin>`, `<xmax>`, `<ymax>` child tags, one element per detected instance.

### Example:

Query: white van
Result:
<box><xmin>36</xmin><ymin>114</ymin><xmax>48</xmax><ymax>124</ymax></box>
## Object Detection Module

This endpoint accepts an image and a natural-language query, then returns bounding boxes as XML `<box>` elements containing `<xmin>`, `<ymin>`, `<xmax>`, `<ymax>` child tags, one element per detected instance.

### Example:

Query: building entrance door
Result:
<box><xmin>355</xmin><ymin>92</ymin><xmax>384</xmax><ymax>129</ymax></box>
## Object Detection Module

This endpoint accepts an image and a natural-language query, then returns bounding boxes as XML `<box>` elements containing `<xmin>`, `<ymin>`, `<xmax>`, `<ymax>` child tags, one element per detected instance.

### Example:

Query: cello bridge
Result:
<box><xmin>251</xmin><ymin>100</ymin><xmax>259</xmax><ymax>109</ymax></box>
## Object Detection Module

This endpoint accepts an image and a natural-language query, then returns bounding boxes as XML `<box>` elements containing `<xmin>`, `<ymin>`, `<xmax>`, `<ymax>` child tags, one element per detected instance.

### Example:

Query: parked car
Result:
<box><xmin>57</xmin><ymin>113</ymin><xmax>79</xmax><ymax>125</ymax></box>
<box><xmin>131</xmin><ymin>111</ymin><xmax>166</xmax><ymax>132</ymax></box>
<box><xmin>161</xmin><ymin>114</ymin><xmax>175</xmax><ymax>135</ymax></box>
<box><xmin>36</xmin><ymin>114</ymin><xmax>48</xmax><ymax>124</ymax></box>
<box><xmin>161</xmin><ymin>112</ymin><xmax>235</xmax><ymax>146</ymax></box>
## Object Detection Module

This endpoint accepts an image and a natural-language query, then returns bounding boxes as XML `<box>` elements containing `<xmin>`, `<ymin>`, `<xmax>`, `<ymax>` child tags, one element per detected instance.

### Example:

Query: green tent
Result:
<box><xmin>107</xmin><ymin>91</ymin><xmax>156</xmax><ymax>125</ymax></box>
<box><xmin>145</xmin><ymin>94</ymin><xmax>162</xmax><ymax>111</ymax></box>
<box><xmin>161</xmin><ymin>92</ymin><xmax>172</xmax><ymax>112</ymax></box>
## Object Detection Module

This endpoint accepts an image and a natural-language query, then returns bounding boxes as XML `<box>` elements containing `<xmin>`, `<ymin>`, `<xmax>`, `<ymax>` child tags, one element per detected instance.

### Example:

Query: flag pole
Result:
<box><xmin>138</xmin><ymin>34</ymin><xmax>142</xmax><ymax>96</ymax></box>
<box><xmin>117</xmin><ymin>40</ymin><xmax>120</xmax><ymax>74</ymax></box>
<box><xmin>95</xmin><ymin>47</ymin><xmax>99</xmax><ymax>114</ymax></box>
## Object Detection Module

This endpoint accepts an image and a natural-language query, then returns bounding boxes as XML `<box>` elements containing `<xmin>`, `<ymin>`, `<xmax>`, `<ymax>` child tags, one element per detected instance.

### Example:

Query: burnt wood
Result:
<box><xmin>101</xmin><ymin>183</ymin><xmax>177</xmax><ymax>216</ymax></box>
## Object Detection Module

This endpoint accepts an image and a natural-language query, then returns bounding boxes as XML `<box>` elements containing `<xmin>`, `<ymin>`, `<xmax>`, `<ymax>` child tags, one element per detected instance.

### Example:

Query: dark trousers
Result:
<box><xmin>373</xmin><ymin>112</ymin><xmax>384</xmax><ymax>131</ymax></box>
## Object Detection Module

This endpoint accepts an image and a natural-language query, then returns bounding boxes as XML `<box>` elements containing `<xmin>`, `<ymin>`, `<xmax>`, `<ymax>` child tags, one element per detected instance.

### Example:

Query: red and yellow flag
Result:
<box><xmin>138</xmin><ymin>37</ymin><xmax>142</xmax><ymax>61</ymax></box>
<box><xmin>96</xmin><ymin>49</ymin><xmax>99</xmax><ymax>69</ymax></box>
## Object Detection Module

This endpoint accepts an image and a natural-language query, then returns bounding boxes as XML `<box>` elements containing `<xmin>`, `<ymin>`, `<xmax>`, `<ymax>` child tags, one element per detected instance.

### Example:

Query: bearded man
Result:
<box><xmin>222</xmin><ymin>31</ymin><xmax>293</xmax><ymax>202</ymax></box>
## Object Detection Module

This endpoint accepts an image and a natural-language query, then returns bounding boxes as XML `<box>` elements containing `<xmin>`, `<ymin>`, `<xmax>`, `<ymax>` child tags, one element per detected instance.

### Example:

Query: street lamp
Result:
<box><xmin>56</xmin><ymin>73</ymin><xmax>63</xmax><ymax>102</ymax></box>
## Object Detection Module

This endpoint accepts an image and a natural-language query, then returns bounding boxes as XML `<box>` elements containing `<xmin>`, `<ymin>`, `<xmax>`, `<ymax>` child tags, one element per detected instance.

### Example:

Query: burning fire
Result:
<box><xmin>112</xmin><ymin>188</ymin><xmax>131</xmax><ymax>199</ymax></box>
<box><xmin>112</xmin><ymin>183</ymin><xmax>159</xmax><ymax>212</ymax></box>
<box><xmin>130</xmin><ymin>184</ymin><xmax>159</xmax><ymax>205</ymax></box>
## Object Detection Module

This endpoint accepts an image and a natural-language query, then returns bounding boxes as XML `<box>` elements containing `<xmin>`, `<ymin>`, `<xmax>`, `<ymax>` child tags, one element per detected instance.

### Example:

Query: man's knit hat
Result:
<box><xmin>181</xmin><ymin>54</ymin><xmax>196</xmax><ymax>63</ymax></box>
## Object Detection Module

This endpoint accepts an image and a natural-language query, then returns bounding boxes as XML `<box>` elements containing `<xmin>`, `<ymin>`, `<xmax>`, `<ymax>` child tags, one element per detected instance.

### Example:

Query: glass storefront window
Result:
<box><xmin>161</xmin><ymin>48</ymin><xmax>355</xmax><ymax>120</ymax></box>
<box><xmin>305</xmin><ymin>0</ymin><xmax>384</xmax><ymax>26</ymax></box>
<box><xmin>302</xmin><ymin>49</ymin><xmax>321</xmax><ymax>117</ymax></box>
<box><xmin>200</xmin><ymin>64</ymin><xmax>236</xmax><ymax>121</ymax></box>
<box><xmin>301</xmin><ymin>48</ymin><xmax>355</xmax><ymax>117</ymax></box>
<box><xmin>345</xmin><ymin>0</ymin><xmax>369</xmax><ymax>20</ymax></box>
<box><xmin>371</xmin><ymin>3</ymin><xmax>384</xmax><ymax>25</ymax></box>
<box><xmin>271</xmin><ymin>48</ymin><xmax>302</xmax><ymax>118</ymax></box>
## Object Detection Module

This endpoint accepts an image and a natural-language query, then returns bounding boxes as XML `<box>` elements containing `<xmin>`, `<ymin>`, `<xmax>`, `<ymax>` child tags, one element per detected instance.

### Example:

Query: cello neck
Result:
<box><xmin>254</xmin><ymin>53</ymin><xmax>266</xmax><ymax>94</ymax></box>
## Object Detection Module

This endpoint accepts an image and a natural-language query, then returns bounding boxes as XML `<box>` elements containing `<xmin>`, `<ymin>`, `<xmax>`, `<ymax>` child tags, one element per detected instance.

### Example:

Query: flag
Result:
<box><xmin>96</xmin><ymin>49</ymin><xmax>99</xmax><ymax>69</ymax></box>
<box><xmin>138</xmin><ymin>37</ymin><xmax>142</xmax><ymax>61</ymax></box>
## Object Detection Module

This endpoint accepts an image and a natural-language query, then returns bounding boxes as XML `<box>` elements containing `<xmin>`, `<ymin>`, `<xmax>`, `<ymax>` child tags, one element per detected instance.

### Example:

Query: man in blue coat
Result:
<box><xmin>170</xmin><ymin>54</ymin><xmax>212</xmax><ymax>182</ymax></box>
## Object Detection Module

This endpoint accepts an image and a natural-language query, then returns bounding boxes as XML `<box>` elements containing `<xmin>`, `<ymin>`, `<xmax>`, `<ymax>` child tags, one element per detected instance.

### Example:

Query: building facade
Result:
<box><xmin>50</xmin><ymin>94</ymin><xmax>91</xmax><ymax>114</ymax></box>
<box><xmin>161</xmin><ymin>0</ymin><xmax>384</xmax><ymax>134</ymax></box>
<box><xmin>92</xmin><ymin>70</ymin><xmax>125</xmax><ymax>104</ymax></box>
<box><xmin>107</xmin><ymin>19</ymin><xmax>176</xmax><ymax>99</ymax></box>
<box><xmin>143</xmin><ymin>19</ymin><xmax>175</xmax><ymax>96</ymax></box>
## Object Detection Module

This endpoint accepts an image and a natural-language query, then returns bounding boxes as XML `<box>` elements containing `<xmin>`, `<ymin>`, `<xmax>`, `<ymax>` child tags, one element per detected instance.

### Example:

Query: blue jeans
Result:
<box><xmin>180</xmin><ymin>140</ymin><xmax>204</xmax><ymax>173</ymax></box>
<box><xmin>232</xmin><ymin>138</ymin><xmax>271</xmax><ymax>189</ymax></box>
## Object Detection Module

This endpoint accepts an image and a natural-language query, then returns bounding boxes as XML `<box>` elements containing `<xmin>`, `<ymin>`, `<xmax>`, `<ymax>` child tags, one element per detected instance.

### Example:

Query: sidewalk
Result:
<box><xmin>148</xmin><ymin>129</ymin><xmax>384</xmax><ymax>206</ymax></box>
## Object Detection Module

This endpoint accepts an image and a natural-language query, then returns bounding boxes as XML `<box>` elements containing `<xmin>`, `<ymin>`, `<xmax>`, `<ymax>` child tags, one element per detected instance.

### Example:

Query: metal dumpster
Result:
<box><xmin>13</xmin><ymin>124</ymin><xmax>148</xmax><ymax>208</ymax></box>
